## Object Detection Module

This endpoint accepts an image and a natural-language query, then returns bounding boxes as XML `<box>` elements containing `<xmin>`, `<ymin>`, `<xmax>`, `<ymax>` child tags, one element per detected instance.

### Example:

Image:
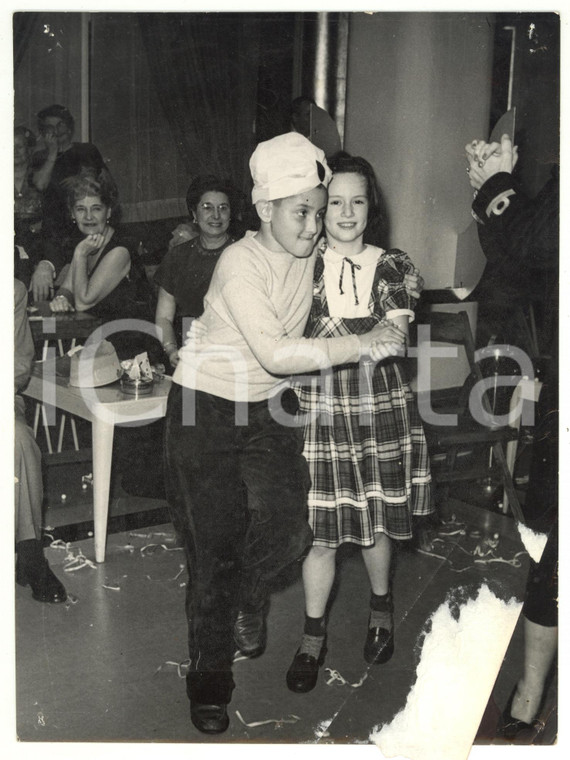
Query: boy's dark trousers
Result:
<box><xmin>164</xmin><ymin>383</ymin><xmax>312</xmax><ymax>704</ymax></box>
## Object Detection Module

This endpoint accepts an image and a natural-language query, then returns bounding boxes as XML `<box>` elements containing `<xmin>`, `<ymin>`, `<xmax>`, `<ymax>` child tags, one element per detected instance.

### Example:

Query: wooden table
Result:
<box><xmin>24</xmin><ymin>363</ymin><xmax>172</xmax><ymax>562</ymax></box>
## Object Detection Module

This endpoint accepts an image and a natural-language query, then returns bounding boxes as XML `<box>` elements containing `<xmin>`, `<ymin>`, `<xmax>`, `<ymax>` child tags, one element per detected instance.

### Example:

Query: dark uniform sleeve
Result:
<box><xmin>472</xmin><ymin>169</ymin><xmax>559</xmax><ymax>270</ymax></box>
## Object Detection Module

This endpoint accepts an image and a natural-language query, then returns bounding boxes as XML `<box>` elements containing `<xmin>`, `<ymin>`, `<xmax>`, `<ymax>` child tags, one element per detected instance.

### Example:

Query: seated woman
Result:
<box><xmin>30</xmin><ymin>104</ymin><xmax>108</xmax><ymax>303</ymax></box>
<box><xmin>154</xmin><ymin>174</ymin><xmax>242</xmax><ymax>368</ymax></box>
<box><xmin>49</xmin><ymin>168</ymin><xmax>157</xmax><ymax>361</ymax></box>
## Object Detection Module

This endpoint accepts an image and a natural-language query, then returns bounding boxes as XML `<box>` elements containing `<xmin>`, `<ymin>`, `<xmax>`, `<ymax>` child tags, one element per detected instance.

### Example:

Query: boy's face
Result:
<box><xmin>264</xmin><ymin>185</ymin><xmax>328</xmax><ymax>259</ymax></box>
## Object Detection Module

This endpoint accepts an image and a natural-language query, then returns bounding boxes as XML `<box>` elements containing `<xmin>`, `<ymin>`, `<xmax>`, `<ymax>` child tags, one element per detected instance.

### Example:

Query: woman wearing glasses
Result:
<box><xmin>154</xmin><ymin>175</ymin><xmax>243</xmax><ymax>370</ymax></box>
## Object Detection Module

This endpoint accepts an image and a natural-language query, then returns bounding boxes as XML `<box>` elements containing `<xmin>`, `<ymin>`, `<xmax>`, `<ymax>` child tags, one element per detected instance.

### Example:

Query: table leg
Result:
<box><xmin>92</xmin><ymin>417</ymin><xmax>115</xmax><ymax>563</ymax></box>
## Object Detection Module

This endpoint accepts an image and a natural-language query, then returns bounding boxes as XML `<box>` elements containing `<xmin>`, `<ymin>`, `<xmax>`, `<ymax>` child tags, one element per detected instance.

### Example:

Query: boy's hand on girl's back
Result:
<box><xmin>404</xmin><ymin>271</ymin><xmax>424</xmax><ymax>299</ymax></box>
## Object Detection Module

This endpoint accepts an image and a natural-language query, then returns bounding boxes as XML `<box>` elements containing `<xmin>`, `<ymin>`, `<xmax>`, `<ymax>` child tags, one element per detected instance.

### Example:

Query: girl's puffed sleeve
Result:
<box><xmin>376</xmin><ymin>248</ymin><xmax>419</xmax><ymax>318</ymax></box>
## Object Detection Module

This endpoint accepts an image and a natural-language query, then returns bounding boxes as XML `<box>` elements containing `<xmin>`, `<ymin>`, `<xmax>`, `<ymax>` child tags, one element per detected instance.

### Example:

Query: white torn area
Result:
<box><xmin>370</xmin><ymin>584</ymin><xmax>522</xmax><ymax>760</ymax></box>
<box><xmin>516</xmin><ymin>521</ymin><xmax>548</xmax><ymax>563</ymax></box>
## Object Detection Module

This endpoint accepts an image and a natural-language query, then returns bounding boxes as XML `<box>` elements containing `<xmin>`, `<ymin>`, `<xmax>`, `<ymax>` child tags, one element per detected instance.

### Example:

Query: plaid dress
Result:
<box><xmin>294</xmin><ymin>247</ymin><xmax>433</xmax><ymax>547</ymax></box>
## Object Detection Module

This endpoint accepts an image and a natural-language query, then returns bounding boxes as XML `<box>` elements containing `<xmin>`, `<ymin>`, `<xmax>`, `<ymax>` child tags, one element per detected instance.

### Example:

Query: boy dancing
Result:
<box><xmin>164</xmin><ymin>133</ymin><xmax>405</xmax><ymax>734</ymax></box>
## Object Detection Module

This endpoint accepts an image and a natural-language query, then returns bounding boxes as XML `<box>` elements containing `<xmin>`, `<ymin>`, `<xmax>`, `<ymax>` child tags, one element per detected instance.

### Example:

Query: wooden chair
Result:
<box><xmin>420</xmin><ymin>309</ymin><xmax>526</xmax><ymax>522</ymax></box>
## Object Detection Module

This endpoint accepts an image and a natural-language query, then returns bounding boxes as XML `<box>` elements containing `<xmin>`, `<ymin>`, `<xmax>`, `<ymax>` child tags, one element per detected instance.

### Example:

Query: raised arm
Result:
<box><xmin>465</xmin><ymin>134</ymin><xmax>558</xmax><ymax>268</ymax></box>
<box><xmin>155</xmin><ymin>287</ymin><xmax>180</xmax><ymax>366</ymax></box>
<box><xmin>71</xmin><ymin>236</ymin><xmax>131</xmax><ymax>311</ymax></box>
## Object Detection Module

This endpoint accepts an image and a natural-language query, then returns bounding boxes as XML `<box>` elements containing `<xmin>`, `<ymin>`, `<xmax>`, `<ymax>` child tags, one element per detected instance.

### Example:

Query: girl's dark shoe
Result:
<box><xmin>500</xmin><ymin>684</ymin><xmax>547</xmax><ymax>743</ymax></box>
<box><xmin>364</xmin><ymin>592</ymin><xmax>394</xmax><ymax>664</ymax></box>
<box><xmin>16</xmin><ymin>542</ymin><xmax>67</xmax><ymax>604</ymax></box>
<box><xmin>364</xmin><ymin>623</ymin><xmax>394</xmax><ymax>664</ymax></box>
<box><xmin>286</xmin><ymin>635</ymin><xmax>326</xmax><ymax>693</ymax></box>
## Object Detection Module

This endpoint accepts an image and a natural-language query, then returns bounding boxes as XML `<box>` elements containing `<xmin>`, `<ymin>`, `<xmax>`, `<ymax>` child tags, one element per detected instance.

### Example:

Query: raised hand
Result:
<box><xmin>465</xmin><ymin>134</ymin><xmax>519</xmax><ymax>190</ymax></box>
<box><xmin>75</xmin><ymin>233</ymin><xmax>108</xmax><ymax>257</ymax></box>
<box><xmin>31</xmin><ymin>261</ymin><xmax>55</xmax><ymax>302</ymax></box>
<box><xmin>404</xmin><ymin>271</ymin><xmax>424</xmax><ymax>299</ymax></box>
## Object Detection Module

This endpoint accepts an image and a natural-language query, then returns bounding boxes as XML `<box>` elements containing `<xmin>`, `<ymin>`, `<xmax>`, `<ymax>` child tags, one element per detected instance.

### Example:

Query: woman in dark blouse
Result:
<box><xmin>49</xmin><ymin>167</ymin><xmax>156</xmax><ymax>360</ymax></box>
<box><xmin>30</xmin><ymin>105</ymin><xmax>107</xmax><ymax>302</ymax></box>
<box><xmin>154</xmin><ymin>175</ymin><xmax>241</xmax><ymax>368</ymax></box>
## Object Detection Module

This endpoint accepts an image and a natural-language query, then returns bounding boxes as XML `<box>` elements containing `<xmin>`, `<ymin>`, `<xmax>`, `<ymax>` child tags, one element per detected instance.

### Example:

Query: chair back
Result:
<box><xmin>427</xmin><ymin>310</ymin><xmax>480</xmax><ymax>379</ymax></box>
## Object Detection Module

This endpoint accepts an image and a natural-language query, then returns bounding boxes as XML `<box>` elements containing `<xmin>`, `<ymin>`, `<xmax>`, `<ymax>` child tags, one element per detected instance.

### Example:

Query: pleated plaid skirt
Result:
<box><xmin>294</xmin><ymin>359</ymin><xmax>433</xmax><ymax>547</ymax></box>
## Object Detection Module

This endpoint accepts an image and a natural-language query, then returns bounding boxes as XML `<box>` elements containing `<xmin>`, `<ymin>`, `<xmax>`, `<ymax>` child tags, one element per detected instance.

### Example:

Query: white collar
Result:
<box><xmin>323</xmin><ymin>244</ymin><xmax>382</xmax><ymax>267</ymax></box>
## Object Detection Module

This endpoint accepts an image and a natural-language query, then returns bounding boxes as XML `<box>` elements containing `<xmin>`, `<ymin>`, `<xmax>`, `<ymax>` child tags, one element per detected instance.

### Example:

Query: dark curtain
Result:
<box><xmin>13</xmin><ymin>12</ymin><xmax>40</xmax><ymax>73</ymax></box>
<box><xmin>138</xmin><ymin>13</ymin><xmax>261</xmax><ymax>198</ymax></box>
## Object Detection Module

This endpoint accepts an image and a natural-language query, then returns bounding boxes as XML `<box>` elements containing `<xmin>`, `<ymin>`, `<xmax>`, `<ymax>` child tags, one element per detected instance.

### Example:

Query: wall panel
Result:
<box><xmin>344</xmin><ymin>12</ymin><xmax>494</xmax><ymax>290</ymax></box>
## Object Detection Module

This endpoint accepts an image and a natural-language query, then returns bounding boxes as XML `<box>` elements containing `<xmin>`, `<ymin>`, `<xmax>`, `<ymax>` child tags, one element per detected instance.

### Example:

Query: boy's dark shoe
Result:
<box><xmin>233</xmin><ymin>608</ymin><xmax>267</xmax><ymax>658</ymax></box>
<box><xmin>190</xmin><ymin>702</ymin><xmax>230</xmax><ymax>734</ymax></box>
<box><xmin>186</xmin><ymin>666</ymin><xmax>233</xmax><ymax>734</ymax></box>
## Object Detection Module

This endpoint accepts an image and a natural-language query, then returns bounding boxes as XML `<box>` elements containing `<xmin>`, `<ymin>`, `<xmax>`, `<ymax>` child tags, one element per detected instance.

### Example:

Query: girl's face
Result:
<box><xmin>72</xmin><ymin>195</ymin><xmax>110</xmax><ymax>236</ymax></box>
<box><xmin>324</xmin><ymin>172</ymin><xmax>369</xmax><ymax>245</ymax></box>
<box><xmin>194</xmin><ymin>191</ymin><xmax>231</xmax><ymax>242</ymax></box>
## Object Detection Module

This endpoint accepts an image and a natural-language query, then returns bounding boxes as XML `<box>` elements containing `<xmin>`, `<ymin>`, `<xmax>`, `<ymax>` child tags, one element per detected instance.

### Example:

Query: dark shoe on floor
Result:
<box><xmin>364</xmin><ymin>624</ymin><xmax>394</xmax><ymax>664</ymax></box>
<box><xmin>364</xmin><ymin>595</ymin><xmax>394</xmax><ymax>664</ymax></box>
<box><xmin>234</xmin><ymin>608</ymin><xmax>267</xmax><ymax>658</ymax></box>
<box><xmin>16</xmin><ymin>554</ymin><xmax>67</xmax><ymax>604</ymax></box>
<box><xmin>501</xmin><ymin>715</ymin><xmax>544</xmax><ymax>743</ymax></box>
<box><xmin>286</xmin><ymin>635</ymin><xmax>326</xmax><ymax>693</ymax></box>
<box><xmin>190</xmin><ymin>702</ymin><xmax>229</xmax><ymax>734</ymax></box>
<box><xmin>499</xmin><ymin>684</ymin><xmax>547</xmax><ymax>743</ymax></box>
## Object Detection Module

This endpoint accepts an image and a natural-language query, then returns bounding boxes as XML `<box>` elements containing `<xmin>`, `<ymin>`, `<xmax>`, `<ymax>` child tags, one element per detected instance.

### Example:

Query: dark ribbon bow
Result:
<box><xmin>339</xmin><ymin>257</ymin><xmax>362</xmax><ymax>305</ymax></box>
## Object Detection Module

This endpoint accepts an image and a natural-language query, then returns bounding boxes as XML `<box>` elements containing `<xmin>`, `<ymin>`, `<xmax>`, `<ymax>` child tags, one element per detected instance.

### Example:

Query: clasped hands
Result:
<box><xmin>186</xmin><ymin>316</ymin><xmax>407</xmax><ymax>363</ymax></box>
<box><xmin>362</xmin><ymin>319</ymin><xmax>407</xmax><ymax>361</ymax></box>
<box><xmin>465</xmin><ymin>133</ymin><xmax>519</xmax><ymax>190</ymax></box>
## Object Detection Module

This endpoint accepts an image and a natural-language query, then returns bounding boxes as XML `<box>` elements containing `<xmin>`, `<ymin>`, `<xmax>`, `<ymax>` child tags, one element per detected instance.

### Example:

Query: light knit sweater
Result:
<box><xmin>173</xmin><ymin>232</ymin><xmax>361</xmax><ymax>402</ymax></box>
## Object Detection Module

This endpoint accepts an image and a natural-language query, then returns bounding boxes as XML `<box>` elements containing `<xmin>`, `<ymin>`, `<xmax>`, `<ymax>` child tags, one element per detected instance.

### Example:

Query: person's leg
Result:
<box><xmin>239</xmin><ymin>393</ymin><xmax>312</xmax><ymax>606</ymax></box>
<box><xmin>362</xmin><ymin>532</ymin><xmax>394</xmax><ymax>664</ymax></box>
<box><xmin>286</xmin><ymin>545</ymin><xmax>335</xmax><ymax>693</ymax></box>
<box><xmin>14</xmin><ymin>398</ymin><xmax>66</xmax><ymax>603</ymax></box>
<box><xmin>14</xmin><ymin>402</ymin><xmax>43</xmax><ymax>544</ymax></box>
<box><xmin>503</xmin><ymin>526</ymin><xmax>558</xmax><ymax>734</ymax></box>
<box><xmin>302</xmin><ymin>545</ymin><xmax>337</xmax><ymax>618</ymax></box>
<box><xmin>164</xmin><ymin>386</ymin><xmax>245</xmax><ymax>732</ymax></box>
<box><xmin>235</xmin><ymin>392</ymin><xmax>312</xmax><ymax>658</ymax></box>
<box><xmin>509</xmin><ymin>618</ymin><xmax>557</xmax><ymax>724</ymax></box>
<box><xmin>361</xmin><ymin>532</ymin><xmax>392</xmax><ymax>595</ymax></box>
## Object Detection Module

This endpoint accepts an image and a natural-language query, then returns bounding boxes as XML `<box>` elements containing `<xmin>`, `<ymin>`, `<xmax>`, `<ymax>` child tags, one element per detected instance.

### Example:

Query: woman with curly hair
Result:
<box><xmin>49</xmin><ymin>167</ymin><xmax>156</xmax><ymax>360</ymax></box>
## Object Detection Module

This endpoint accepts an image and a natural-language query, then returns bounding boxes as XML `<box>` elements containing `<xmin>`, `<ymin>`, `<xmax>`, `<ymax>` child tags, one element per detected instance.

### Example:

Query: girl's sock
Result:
<box><xmin>369</xmin><ymin>591</ymin><xmax>393</xmax><ymax>630</ymax></box>
<box><xmin>304</xmin><ymin>613</ymin><xmax>326</xmax><ymax>637</ymax></box>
